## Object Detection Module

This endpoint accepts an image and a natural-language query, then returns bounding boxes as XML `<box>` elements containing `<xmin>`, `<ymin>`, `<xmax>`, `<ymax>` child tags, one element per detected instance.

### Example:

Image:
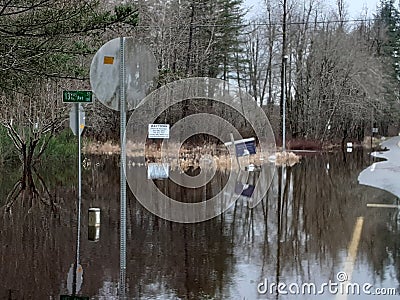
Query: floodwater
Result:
<box><xmin>1</xmin><ymin>148</ymin><xmax>399</xmax><ymax>299</ymax></box>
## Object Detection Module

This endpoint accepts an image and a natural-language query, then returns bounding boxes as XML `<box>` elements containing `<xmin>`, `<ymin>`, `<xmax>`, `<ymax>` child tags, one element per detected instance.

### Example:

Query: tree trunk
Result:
<box><xmin>20</xmin><ymin>138</ymin><xmax>38</xmax><ymax>191</ymax></box>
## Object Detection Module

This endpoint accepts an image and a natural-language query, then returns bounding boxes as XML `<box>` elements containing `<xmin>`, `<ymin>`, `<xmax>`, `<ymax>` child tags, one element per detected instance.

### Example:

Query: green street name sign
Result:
<box><xmin>63</xmin><ymin>91</ymin><xmax>93</xmax><ymax>103</ymax></box>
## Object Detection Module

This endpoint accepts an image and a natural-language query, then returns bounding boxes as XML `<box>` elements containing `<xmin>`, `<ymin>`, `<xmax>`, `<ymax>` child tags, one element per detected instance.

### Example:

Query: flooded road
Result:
<box><xmin>1</xmin><ymin>149</ymin><xmax>399</xmax><ymax>299</ymax></box>
<box><xmin>359</xmin><ymin>136</ymin><xmax>400</xmax><ymax>198</ymax></box>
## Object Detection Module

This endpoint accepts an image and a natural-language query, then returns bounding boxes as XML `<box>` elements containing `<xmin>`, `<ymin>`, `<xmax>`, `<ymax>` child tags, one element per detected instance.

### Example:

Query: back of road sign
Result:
<box><xmin>89</xmin><ymin>37</ymin><xmax>158</xmax><ymax>111</ymax></box>
<box><xmin>69</xmin><ymin>105</ymin><xmax>85</xmax><ymax>136</ymax></box>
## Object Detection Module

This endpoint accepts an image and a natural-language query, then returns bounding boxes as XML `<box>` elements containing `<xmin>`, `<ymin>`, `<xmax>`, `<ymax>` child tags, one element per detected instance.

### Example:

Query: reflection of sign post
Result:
<box><xmin>66</xmin><ymin>263</ymin><xmax>83</xmax><ymax>294</ymax></box>
<box><xmin>148</xmin><ymin>124</ymin><xmax>170</xmax><ymax>139</ymax></box>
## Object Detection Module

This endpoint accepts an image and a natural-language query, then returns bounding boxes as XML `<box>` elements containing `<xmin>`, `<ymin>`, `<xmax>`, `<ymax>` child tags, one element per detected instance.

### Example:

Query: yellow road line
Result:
<box><xmin>336</xmin><ymin>217</ymin><xmax>364</xmax><ymax>300</ymax></box>
<box><xmin>367</xmin><ymin>203</ymin><xmax>400</xmax><ymax>209</ymax></box>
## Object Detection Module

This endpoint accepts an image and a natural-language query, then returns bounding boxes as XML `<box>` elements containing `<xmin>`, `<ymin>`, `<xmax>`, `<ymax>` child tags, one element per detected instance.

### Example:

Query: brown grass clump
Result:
<box><xmin>275</xmin><ymin>151</ymin><xmax>301</xmax><ymax>167</ymax></box>
<box><xmin>362</xmin><ymin>136</ymin><xmax>381</xmax><ymax>149</ymax></box>
<box><xmin>83</xmin><ymin>140</ymin><xmax>120</xmax><ymax>155</ymax></box>
<box><xmin>83</xmin><ymin>140</ymin><xmax>302</xmax><ymax>169</ymax></box>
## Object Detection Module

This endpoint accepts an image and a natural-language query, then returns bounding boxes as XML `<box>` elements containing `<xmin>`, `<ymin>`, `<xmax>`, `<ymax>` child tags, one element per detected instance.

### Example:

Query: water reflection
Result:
<box><xmin>3</xmin><ymin>165</ymin><xmax>58</xmax><ymax>213</ymax></box>
<box><xmin>1</xmin><ymin>151</ymin><xmax>400</xmax><ymax>299</ymax></box>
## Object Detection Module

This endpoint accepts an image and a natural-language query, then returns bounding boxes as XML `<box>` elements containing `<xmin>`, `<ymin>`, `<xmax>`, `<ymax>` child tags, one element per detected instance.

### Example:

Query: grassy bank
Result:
<box><xmin>40</xmin><ymin>129</ymin><xmax>76</xmax><ymax>162</ymax></box>
<box><xmin>0</xmin><ymin>126</ymin><xmax>16</xmax><ymax>165</ymax></box>
<box><xmin>0</xmin><ymin>127</ymin><xmax>77</xmax><ymax>165</ymax></box>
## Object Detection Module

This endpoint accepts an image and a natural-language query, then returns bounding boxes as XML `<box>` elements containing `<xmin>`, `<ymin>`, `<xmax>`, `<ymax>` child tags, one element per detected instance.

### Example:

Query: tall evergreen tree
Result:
<box><xmin>207</xmin><ymin>0</ymin><xmax>246</xmax><ymax>80</ymax></box>
<box><xmin>371</xmin><ymin>0</ymin><xmax>400</xmax><ymax>133</ymax></box>
<box><xmin>136</xmin><ymin>0</ymin><xmax>246</xmax><ymax>80</ymax></box>
<box><xmin>375</xmin><ymin>0</ymin><xmax>400</xmax><ymax>80</ymax></box>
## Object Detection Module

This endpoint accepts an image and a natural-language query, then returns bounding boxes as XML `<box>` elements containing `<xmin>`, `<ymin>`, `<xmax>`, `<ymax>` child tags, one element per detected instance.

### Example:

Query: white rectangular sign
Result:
<box><xmin>148</xmin><ymin>124</ymin><xmax>170</xmax><ymax>139</ymax></box>
<box><xmin>147</xmin><ymin>163</ymin><xmax>169</xmax><ymax>179</ymax></box>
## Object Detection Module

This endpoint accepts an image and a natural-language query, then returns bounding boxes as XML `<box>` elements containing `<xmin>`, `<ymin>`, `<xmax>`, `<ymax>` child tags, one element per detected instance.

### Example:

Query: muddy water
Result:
<box><xmin>0</xmin><ymin>150</ymin><xmax>399</xmax><ymax>299</ymax></box>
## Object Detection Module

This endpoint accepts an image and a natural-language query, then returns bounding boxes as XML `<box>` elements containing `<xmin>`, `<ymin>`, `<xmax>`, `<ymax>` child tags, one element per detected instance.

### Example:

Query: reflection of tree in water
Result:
<box><xmin>5</xmin><ymin>164</ymin><xmax>58</xmax><ymax>213</ymax></box>
<box><xmin>126</xmin><ymin>168</ymin><xmax>235</xmax><ymax>299</ymax></box>
<box><xmin>0</xmin><ymin>186</ymin><xmax>76</xmax><ymax>299</ymax></box>
<box><xmin>234</xmin><ymin>153</ymin><xmax>398</xmax><ymax>292</ymax></box>
<box><xmin>126</xmin><ymin>216</ymin><xmax>234</xmax><ymax>299</ymax></box>
<box><xmin>361</xmin><ymin>198</ymin><xmax>400</xmax><ymax>289</ymax></box>
<box><xmin>0</xmin><ymin>158</ymin><xmax>78</xmax><ymax>299</ymax></box>
<box><xmin>3</xmin><ymin>149</ymin><xmax>78</xmax><ymax>211</ymax></box>
<box><xmin>275</xmin><ymin>152</ymin><xmax>364</xmax><ymax>275</ymax></box>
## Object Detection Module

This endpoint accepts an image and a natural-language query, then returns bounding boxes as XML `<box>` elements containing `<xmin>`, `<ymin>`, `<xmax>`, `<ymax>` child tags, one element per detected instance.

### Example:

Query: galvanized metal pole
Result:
<box><xmin>73</xmin><ymin>103</ymin><xmax>82</xmax><ymax>295</ymax></box>
<box><xmin>77</xmin><ymin>103</ymin><xmax>82</xmax><ymax>264</ymax></box>
<box><xmin>119</xmin><ymin>36</ymin><xmax>127</xmax><ymax>299</ymax></box>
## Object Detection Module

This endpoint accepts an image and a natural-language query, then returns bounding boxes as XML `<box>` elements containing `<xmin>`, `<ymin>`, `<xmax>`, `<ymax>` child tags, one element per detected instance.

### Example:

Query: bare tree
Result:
<box><xmin>0</xmin><ymin>0</ymin><xmax>139</xmax><ymax>208</ymax></box>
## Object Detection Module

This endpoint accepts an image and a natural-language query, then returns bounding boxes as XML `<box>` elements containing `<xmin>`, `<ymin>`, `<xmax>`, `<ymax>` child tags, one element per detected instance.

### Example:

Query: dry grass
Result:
<box><xmin>83</xmin><ymin>140</ymin><xmax>302</xmax><ymax>170</ymax></box>
<box><xmin>362</xmin><ymin>136</ymin><xmax>381</xmax><ymax>149</ymax></box>
<box><xmin>274</xmin><ymin>151</ymin><xmax>301</xmax><ymax>167</ymax></box>
<box><xmin>83</xmin><ymin>140</ymin><xmax>120</xmax><ymax>155</ymax></box>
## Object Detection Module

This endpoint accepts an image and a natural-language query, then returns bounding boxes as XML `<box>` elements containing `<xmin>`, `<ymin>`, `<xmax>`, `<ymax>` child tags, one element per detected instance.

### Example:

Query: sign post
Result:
<box><xmin>89</xmin><ymin>37</ymin><xmax>159</xmax><ymax>298</ymax></box>
<box><xmin>119</xmin><ymin>37</ymin><xmax>127</xmax><ymax>299</ymax></box>
<box><xmin>63</xmin><ymin>91</ymin><xmax>89</xmax><ymax>298</ymax></box>
<box><xmin>74</xmin><ymin>102</ymin><xmax>82</xmax><ymax>295</ymax></box>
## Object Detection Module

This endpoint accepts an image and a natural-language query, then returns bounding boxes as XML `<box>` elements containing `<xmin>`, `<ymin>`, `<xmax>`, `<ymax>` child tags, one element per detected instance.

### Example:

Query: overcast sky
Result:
<box><xmin>338</xmin><ymin>0</ymin><xmax>380</xmax><ymax>17</ymax></box>
<box><xmin>243</xmin><ymin>0</ymin><xmax>381</xmax><ymax>19</ymax></box>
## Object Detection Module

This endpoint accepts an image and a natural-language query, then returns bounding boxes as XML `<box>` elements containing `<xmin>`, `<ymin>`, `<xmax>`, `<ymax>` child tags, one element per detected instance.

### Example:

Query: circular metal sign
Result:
<box><xmin>89</xmin><ymin>37</ymin><xmax>158</xmax><ymax>111</ymax></box>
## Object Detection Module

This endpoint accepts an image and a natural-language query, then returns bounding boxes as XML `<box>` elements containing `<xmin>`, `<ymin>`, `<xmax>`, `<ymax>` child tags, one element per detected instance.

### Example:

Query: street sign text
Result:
<box><xmin>63</xmin><ymin>91</ymin><xmax>93</xmax><ymax>103</ymax></box>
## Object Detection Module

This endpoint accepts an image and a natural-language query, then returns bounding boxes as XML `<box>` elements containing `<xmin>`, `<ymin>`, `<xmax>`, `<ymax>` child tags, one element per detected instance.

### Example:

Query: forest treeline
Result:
<box><xmin>1</xmin><ymin>0</ymin><xmax>400</xmax><ymax>167</ymax></box>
